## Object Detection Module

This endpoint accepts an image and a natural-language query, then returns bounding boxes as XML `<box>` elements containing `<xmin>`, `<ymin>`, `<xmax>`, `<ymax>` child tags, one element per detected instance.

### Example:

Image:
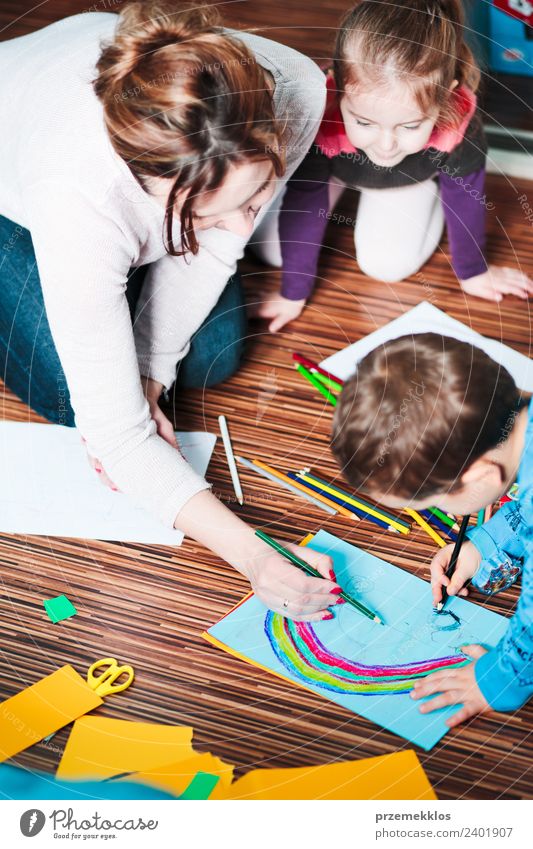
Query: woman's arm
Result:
<box><xmin>176</xmin><ymin>488</ymin><xmax>341</xmax><ymax>620</ymax></box>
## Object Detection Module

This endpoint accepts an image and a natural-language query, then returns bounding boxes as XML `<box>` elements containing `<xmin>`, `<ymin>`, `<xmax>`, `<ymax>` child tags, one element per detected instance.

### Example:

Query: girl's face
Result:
<box><xmin>340</xmin><ymin>79</ymin><xmax>438</xmax><ymax>168</ymax></box>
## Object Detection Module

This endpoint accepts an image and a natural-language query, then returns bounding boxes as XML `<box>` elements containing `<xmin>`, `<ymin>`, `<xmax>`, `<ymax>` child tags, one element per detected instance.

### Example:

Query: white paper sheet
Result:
<box><xmin>0</xmin><ymin>424</ymin><xmax>216</xmax><ymax>544</ymax></box>
<box><xmin>321</xmin><ymin>302</ymin><xmax>533</xmax><ymax>390</ymax></box>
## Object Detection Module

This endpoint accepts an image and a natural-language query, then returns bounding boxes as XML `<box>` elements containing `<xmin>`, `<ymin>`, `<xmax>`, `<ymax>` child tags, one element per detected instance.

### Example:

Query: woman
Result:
<box><xmin>0</xmin><ymin>2</ymin><xmax>339</xmax><ymax>619</ymax></box>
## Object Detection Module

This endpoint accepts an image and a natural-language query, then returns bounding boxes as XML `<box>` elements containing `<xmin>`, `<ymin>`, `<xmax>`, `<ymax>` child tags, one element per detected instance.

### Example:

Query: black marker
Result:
<box><xmin>436</xmin><ymin>514</ymin><xmax>471</xmax><ymax>613</ymax></box>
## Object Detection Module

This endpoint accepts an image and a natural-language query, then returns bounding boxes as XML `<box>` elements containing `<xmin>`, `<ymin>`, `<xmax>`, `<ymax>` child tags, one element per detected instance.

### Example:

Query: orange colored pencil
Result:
<box><xmin>252</xmin><ymin>459</ymin><xmax>359</xmax><ymax>521</ymax></box>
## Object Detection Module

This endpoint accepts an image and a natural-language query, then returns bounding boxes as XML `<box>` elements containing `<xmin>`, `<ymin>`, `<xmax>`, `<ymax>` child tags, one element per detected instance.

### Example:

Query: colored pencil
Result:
<box><xmin>299</xmin><ymin>470</ymin><xmax>411</xmax><ymax>530</ymax></box>
<box><xmin>292</xmin><ymin>352</ymin><xmax>344</xmax><ymax>386</ymax></box>
<box><xmin>420</xmin><ymin>510</ymin><xmax>458</xmax><ymax>542</ymax></box>
<box><xmin>405</xmin><ymin>508</ymin><xmax>447</xmax><ymax>548</ymax></box>
<box><xmin>218</xmin><ymin>415</ymin><xmax>244</xmax><ymax>506</ymax></box>
<box><xmin>428</xmin><ymin>506</ymin><xmax>460</xmax><ymax>532</ymax></box>
<box><xmin>287</xmin><ymin>472</ymin><xmax>398</xmax><ymax>533</ymax></box>
<box><xmin>485</xmin><ymin>503</ymin><xmax>493</xmax><ymax>521</ymax></box>
<box><xmin>252</xmin><ymin>459</ymin><xmax>358</xmax><ymax>521</ymax></box>
<box><xmin>437</xmin><ymin>514</ymin><xmax>471</xmax><ymax>612</ymax></box>
<box><xmin>312</xmin><ymin>371</ymin><xmax>343</xmax><ymax>394</ymax></box>
<box><xmin>255</xmin><ymin>529</ymin><xmax>383</xmax><ymax>624</ymax></box>
<box><xmin>476</xmin><ymin>508</ymin><xmax>485</xmax><ymax>527</ymax></box>
<box><xmin>298</xmin><ymin>472</ymin><xmax>410</xmax><ymax>534</ymax></box>
<box><xmin>295</xmin><ymin>363</ymin><xmax>337</xmax><ymax>406</ymax></box>
<box><xmin>286</xmin><ymin>472</ymin><xmax>394</xmax><ymax>531</ymax></box>
<box><xmin>236</xmin><ymin>456</ymin><xmax>338</xmax><ymax>516</ymax></box>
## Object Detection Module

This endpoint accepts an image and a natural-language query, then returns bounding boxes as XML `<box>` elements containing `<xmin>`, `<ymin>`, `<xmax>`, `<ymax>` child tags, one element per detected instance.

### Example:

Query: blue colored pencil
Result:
<box><xmin>420</xmin><ymin>510</ymin><xmax>458</xmax><ymax>542</ymax></box>
<box><xmin>286</xmin><ymin>472</ymin><xmax>395</xmax><ymax>531</ymax></box>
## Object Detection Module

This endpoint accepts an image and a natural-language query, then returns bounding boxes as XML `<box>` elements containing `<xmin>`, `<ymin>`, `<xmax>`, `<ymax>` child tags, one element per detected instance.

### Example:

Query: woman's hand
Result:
<box><xmin>246</xmin><ymin>540</ymin><xmax>343</xmax><ymax>620</ymax></box>
<box><xmin>81</xmin><ymin>376</ymin><xmax>178</xmax><ymax>490</ymax></box>
<box><xmin>460</xmin><ymin>265</ymin><xmax>533</xmax><ymax>303</ymax></box>
<box><xmin>430</xmin><ymin>540</ymin><xmax>481</xmax><ymax>607</ymax></box>
<box><xmin>248</xmin><ymin>292</ymin><xmax>306</xmax><ymax>333</ymax></box>
<box><xmin>411</xmin><ymin>645</ymin><xmax>491</xmax><ymax>727</ymax></box>
<box><xmin>141</xmin><ymin>376</ymin><xmax>178</xmax><ymax>449</ymax></box>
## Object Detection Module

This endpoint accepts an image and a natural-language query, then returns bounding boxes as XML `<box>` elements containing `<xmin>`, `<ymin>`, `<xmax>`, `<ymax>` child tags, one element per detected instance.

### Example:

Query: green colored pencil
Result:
<box><xmin>295</xmin><ymin>363</ymin><xmax>337</xmax><ymax>407</ymax></box>
<box><xmin>312</xmin><ymin>371</ymin><xmax>343</xmax><ymax>393</ymax></box>
<box><xmin>477</xmin><ymin>508</ymin><xmax>485</xmax><ymax>527</ymax></box>
<box><xmin>428</xmin><ymin>506</ymin><xmax>460</xmax><ymax>532</ymax></box>
<box><xmin>255</xmin><ymin>529</ymin><xmax>383</xmax><ymax>625</ymax></box>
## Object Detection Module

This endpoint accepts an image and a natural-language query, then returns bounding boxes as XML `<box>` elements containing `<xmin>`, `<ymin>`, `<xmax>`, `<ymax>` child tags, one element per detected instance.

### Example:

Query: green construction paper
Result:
<box><xmin>179</xmin><ymin>772</ymin><xmax>219</xmax><ymax>800</ymax></box>
<box><xmin>44</xmin><ymin>595</ymin><xmax>77</xmax><ymax>623</ymax></box>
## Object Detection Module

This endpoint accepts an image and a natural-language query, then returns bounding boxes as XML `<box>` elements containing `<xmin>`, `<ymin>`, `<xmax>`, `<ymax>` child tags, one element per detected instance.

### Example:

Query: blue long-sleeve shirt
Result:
<box><xmin>466</xmin><ymin>398</ymin><xmax>533</xmax><ymax>712</ymax></box>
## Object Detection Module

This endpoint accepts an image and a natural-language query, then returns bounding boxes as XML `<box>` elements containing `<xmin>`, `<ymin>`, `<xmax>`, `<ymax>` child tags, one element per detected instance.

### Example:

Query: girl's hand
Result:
<box><xmin>430</xmin><ymin>540</ymin><xmax>481</xmax><ymax>607</ymax></box>
<box><xmin>411</xmin><ymin>645</ymin><xmax>491</xmax><ymax>727</ymax></box>
<box><xmin>248</xmin><ymin>292</ymin><xmax>306</xmax><ymax>333</ymax></box>
<box><xmin>247</xmin><ymin>541</ymin><xmax>342</xmax><ymax>621</ymax></box>
<box><xmin>460</xmin><ymin>265</ymin><xmax>533</xmax><ymax>302</ymax></box>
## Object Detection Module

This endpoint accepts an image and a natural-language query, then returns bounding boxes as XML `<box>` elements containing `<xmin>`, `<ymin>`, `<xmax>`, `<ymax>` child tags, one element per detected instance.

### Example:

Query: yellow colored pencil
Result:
<box><xmin>298</xmin><ymin>472</ymin><xmax>409</xmax><ymax>534</ymax></box>
<box><xmin>405</xmin><ymin>508</ymin><xmax>446</xmax><ymax>548</ymax></box>
<box><xmin>252</xmin><ymin>459</ymin><xmax>358</xmax><ymax>521</ymax></box>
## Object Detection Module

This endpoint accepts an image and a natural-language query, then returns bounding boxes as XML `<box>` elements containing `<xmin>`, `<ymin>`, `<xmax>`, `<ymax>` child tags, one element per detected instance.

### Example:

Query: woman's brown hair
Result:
<box><xmin>333</xmin><ymin>0</ymin><xmax>481</xmax><ymax>128</ymax></box>
<box><xmin>93</xmin><ymin>1</ymin><xmax>284</xmax><ymax>255</ymax></box>
<box><xmin>331</xmin><ymin>333</ymin><xmax>527</xmax><ymax>500</ymax></box>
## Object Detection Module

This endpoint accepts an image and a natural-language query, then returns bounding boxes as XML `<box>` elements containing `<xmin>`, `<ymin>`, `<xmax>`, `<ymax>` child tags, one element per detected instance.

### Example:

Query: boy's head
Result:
<box><xmin>331</xmin><ymin>333</ymin><xmax>528</xmax><ymax>515</ymax></box>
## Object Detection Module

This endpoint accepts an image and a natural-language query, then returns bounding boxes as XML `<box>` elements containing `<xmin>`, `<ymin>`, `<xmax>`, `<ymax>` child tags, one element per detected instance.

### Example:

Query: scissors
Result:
<box><xmin>86</xmin><ymin>657</ymin><xmax>135</xmax><ymax>698</ymax></box>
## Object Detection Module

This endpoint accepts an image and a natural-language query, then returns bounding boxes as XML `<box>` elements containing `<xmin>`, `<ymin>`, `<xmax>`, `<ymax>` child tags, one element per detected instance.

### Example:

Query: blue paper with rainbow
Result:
<box><xmin>206</xmin><ymin>531</ymin><xmax>509</xmax><ymax>750</ymax></box>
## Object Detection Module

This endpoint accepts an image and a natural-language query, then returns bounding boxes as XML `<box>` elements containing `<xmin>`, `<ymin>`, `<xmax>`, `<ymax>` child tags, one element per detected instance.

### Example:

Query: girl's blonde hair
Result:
<box><xmin>93</xmin><ymin>1</ymin><xmax>284</xmax><ymax>255</ymax></box>
<box><xmin>334</xmin><ymin>0</ymin><xmax>481</xmax><ymax>127</ymax></box>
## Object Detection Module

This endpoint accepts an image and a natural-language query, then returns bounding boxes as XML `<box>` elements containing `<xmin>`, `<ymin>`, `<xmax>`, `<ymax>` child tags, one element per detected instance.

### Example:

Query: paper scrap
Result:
<box><xmin>211</xmin><ymin>750</ymin><xmax>436</xmax><ymax>800</ymax></box>
<box><xmin>56</xmin><ymin>716</ymin><xmax>194</xmax><ymax>781</ymax></box>
<box><xmin>0</xmin><ymin>666</ymin><xmax>102</xmax><ymax>762</ymax></box>
<box><xmin>44</xmin><ymin>595</ymin><xmax>77</xmax><ymax>623</ymax></box>
<box><xmin>119</xmin><ymin>751</ymin><xmax>234</xmax><ymax>798</ymax></box>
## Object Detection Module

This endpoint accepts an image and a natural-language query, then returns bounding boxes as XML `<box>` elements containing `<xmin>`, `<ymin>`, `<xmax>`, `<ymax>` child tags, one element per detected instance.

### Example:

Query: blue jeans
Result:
<box><xmin>0</xmin><ymin>215</ymin><xmax>247</xmax><ymax>426</ymax></box>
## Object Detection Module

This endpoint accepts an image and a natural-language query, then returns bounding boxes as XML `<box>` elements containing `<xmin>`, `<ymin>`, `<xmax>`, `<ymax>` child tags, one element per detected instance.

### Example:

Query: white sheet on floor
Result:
<box><xmin>321</xmin><ymin>301</ymin><xmax>533</xmax><ymax>390</ymax></box>
<box><xmin>0</xmin><ymin>423</ymin><xmax>216</xmax><ymax>544</ymax></box>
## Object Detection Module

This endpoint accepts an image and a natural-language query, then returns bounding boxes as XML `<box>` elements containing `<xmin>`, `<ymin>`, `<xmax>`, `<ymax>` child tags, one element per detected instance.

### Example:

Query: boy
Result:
<box><xmin>332</xmin><ymin>333</ymin><xmax>532</xmax><ymax>727</ymax></box>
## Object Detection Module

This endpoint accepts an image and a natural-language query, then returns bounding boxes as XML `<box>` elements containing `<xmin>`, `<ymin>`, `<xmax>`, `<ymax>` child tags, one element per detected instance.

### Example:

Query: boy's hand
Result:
<box><xmin>411</xmin><ymin>645</ymin><xmax>491</xmax><ymax>727</ymax></box>
<box><xmin>460</xmin><ymin>265</ymin><xmax>533</xmax><ymax>303</ymax></box>
<box><xmin>248</xmin><ymin>292</ymin><xmax>306</xmax><ymax>333</ymax></box>
<box><xmin>430</xmin><ymin>540</ymin><xmax>481</xmax><ymax>607</ymax></box>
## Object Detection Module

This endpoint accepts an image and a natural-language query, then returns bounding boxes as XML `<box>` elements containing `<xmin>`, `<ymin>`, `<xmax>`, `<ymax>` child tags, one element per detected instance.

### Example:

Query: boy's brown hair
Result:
<box><xmin>331</xmin><ymin>333</ymin><xmax>526</xmax><ymax>499</ymax></box>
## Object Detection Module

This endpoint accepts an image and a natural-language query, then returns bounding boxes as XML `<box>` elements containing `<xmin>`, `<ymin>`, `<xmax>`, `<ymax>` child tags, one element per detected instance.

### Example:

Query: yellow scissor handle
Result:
<box><xmin>87</xmin><ymin>657</ymin><xmax>135</xmax><ymax>697</ymax></box>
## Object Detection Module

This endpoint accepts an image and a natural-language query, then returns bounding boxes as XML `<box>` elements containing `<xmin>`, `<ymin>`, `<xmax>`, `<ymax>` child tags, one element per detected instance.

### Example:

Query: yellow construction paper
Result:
<box><xmin>121</xmin><ymin>752</ymin><xmax>234</xmax><ymax>798</ymax></box>
<box><xmin>56</xmin><ymin>716</ymin><xmax>194</xmax><ymax>781</ymax></box>
<box><xmin>211</xmin><ymin>750</ymin><xmax>436</xmax><ymax>800</ymax></box>
<box><xmin>0</xmin><ymin>665</ymin><xmax>103</xmax><ymax>763</ymax></box>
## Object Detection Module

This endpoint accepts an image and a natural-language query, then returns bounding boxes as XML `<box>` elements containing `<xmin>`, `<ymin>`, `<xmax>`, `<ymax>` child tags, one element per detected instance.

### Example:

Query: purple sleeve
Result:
<box><xmin>279</xmin><ymin>178</ymin><xmax>331</xmax><ymax>301</ymax></box>
<box><xmin>439</xmin><ymin>167</ymin><xmax>488</xmax><ymax>281</ymax></box>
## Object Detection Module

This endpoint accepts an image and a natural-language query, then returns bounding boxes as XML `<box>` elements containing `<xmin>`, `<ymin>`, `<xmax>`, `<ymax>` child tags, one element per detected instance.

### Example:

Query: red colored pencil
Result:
<box><xmin>292</xmin><ymin>352</ymin><xmax>344</xmax><ymax>386</ymax></box>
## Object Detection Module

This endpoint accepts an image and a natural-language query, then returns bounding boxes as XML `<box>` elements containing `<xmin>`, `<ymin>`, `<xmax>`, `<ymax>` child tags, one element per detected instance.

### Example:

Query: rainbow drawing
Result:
<box><xmin>264</xmin><ymin>611</ymin><xmax>470</xmax><ymax>696</ymax></box>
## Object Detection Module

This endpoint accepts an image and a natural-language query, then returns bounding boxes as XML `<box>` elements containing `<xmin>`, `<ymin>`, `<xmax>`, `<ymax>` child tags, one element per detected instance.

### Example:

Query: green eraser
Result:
<box><xmin>43</xmin><ymin>594</ymin><xmax>77</xmax><ymax>623</ymax></box>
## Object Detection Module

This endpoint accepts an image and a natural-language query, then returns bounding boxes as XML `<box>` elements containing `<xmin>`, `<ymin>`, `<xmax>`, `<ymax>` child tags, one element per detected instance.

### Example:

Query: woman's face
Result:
<box><xmin>339</xmin><ymin>79</ymin><xmax>438</xmax><ymax>168</ymax></box>
<box><xmin>148</xmin><ymin>159</ymin><xmax>276</xmax><ymax>238</ymax></box>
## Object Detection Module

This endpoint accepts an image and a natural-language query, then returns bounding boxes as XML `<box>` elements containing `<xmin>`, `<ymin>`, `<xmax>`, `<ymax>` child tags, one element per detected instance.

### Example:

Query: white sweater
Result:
<box><xmin>0</xmin><ymin>13</ymin><xmax>325</xmax><ymax>528</ymax></box>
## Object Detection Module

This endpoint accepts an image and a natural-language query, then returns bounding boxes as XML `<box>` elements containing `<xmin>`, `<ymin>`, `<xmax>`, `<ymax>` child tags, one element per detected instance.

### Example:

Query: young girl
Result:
<box><xmin>0</xmin><ymin>2</ymin><xmax>337</xmax><ymax>620</ymax></box>
<box><xmin>252</xmin><ymin>0</ymin><xmax>533</xmax><ymax>332</ymax></box>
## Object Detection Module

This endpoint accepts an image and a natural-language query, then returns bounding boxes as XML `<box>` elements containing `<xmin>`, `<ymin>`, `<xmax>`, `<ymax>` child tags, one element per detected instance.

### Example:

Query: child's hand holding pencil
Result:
<box><xmin>430</xmin><ymin>540</ymin><xmax>481</xmax><ymax>607</ymax></box>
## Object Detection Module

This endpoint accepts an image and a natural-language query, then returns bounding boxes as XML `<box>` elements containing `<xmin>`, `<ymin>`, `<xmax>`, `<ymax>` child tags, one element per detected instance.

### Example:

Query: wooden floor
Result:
<box><xmin>1</xmin><ymin>1</ymin><xmax>532</xmax><ymax>800</ymax></box>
